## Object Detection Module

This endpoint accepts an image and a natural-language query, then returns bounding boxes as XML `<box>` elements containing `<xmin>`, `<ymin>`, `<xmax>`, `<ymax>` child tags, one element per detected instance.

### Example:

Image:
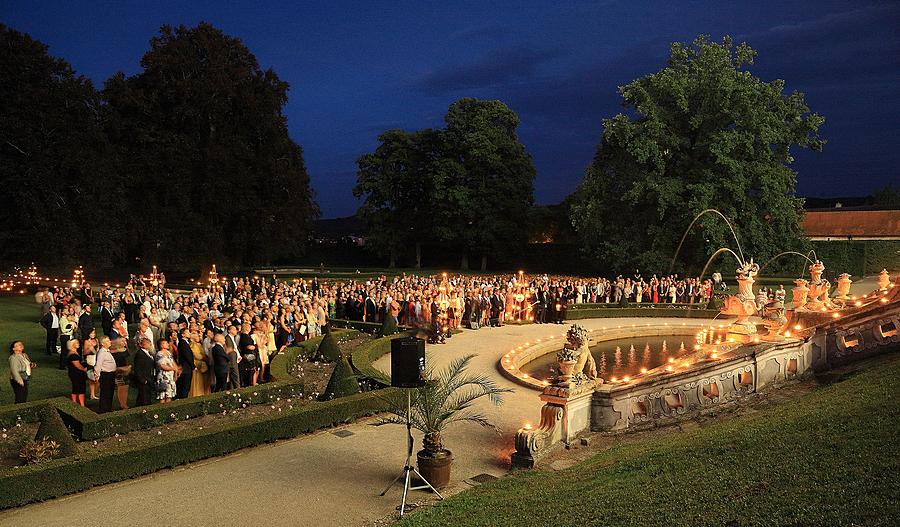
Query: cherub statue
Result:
<box><xmin>565</xmin><ymin>324</ymin><xmax>597</xmax><ymax>380</ymax></box>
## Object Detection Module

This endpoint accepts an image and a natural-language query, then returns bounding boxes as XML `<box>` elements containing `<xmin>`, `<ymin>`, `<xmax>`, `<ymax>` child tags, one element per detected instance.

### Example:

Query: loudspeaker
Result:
<box><xmin>390</xmin><ymin>337</ymin><xmax>426</xmax><ymax>388</ymax></box>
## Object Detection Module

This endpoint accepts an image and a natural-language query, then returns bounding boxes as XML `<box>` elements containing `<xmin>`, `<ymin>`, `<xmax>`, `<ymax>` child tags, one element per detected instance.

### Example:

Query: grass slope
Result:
<box><xmin>0</xmin><ymin>295</ymin><xmax>72</xmax><ymax>405</ymax></box>
<box><xmin>402</xmin><ymin>355</ymin><xmax>900</xmax><ymax>527</ymax></box>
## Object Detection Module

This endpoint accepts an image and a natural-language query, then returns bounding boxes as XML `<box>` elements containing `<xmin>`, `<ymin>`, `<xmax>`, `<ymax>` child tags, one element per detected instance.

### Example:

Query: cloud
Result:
<box><xmin>417</xmin><ymin>44</ymin><xmax>567</xmax><ymax>94</ymax></box>
<box><xmin>738</xmin><ymin>3</ymin><xmax>900</xmax><ymax>86</ymax></box>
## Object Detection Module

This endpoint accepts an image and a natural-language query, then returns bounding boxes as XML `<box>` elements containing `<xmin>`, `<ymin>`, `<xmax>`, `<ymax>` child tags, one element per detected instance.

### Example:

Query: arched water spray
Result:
<box><xmin>697</xmin><ymin>247</ymin><xmax>745</xmax><ymax>283</ymax></box>
<box><xmin>669</xmin><ymin>209</ymin><xmax>746</xmax><ymax>274</ymax></box>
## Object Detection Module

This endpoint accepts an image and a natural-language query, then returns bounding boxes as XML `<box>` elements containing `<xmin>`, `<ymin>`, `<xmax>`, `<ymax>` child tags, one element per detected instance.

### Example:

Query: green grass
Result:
<box><xmin>401</xmin><ymin>354</ymin><xmax>900</xmax><ymax>527</ymax></box>
<box><xmin>0</xmin><ymin>294</ymin><xmax>72</xmax><ymax>405</ymax></box>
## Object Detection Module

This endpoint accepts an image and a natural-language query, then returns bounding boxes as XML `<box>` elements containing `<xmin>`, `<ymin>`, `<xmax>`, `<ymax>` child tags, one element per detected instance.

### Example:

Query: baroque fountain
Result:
<box><xmin>510</xmin><ymin>211</ymin><xmax>900</xmax><ymax>468</ymax></box>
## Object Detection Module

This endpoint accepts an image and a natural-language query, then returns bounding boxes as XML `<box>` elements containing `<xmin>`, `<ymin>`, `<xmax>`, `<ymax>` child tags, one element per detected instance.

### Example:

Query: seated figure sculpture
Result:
<box><xmin>566</xmin><ymin>324</ymin><xmax>597</xmax><ymax>382</ymax></box>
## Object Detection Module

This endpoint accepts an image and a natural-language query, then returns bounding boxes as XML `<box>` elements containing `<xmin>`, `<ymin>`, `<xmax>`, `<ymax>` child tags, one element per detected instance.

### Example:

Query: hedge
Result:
<box><xmin>0</xmin><ymin>388</ymin><xmax>399</xmax><ymax>509</ymax></box>
<box><xmin>0</xmin><ymin>333</ymin><xmax>346</xmax><ymax>440</ymax></box>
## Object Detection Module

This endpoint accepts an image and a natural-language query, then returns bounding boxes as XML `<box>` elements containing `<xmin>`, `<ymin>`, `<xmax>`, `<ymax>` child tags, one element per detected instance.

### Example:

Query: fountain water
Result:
<box><xmin>628</xmin><ymin>344</ymin><xmax>637</xmax><ymax>365</ymax></box>
<box><xmin>614</xmin><ymin>347</ymin><xmax>622</xmax><ymax>369</ymax></box>
<box><xmin>669</xmin><ymin>209</ymin><xmax>747</xmax><ymax>275</ymax></box>
<box><xmin>642</xmin><ymin>344</ymin><xmax>651</xmax><ymax>365</ymax></box>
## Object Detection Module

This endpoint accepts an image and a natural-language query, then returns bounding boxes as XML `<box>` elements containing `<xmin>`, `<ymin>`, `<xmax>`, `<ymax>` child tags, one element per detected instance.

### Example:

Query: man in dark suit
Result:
<box><xmin>132</xmin><ymin>337</ymin><xmax>156</xmax><ymax>406</ymax></box>
<box><xmin>175</xmin><ymin>328</ymin><xmax>194</xmax><ymax>399</ymax></box>
<box><xmin>211</xmin><ymin>334</ymin><xmax>230</xmax><ymax>392</ymax></box>
<box><xmin>100</xmin><ymin>302</ymin><xmax>114</xmax><ymax>337</ymax></box>
<box><xmin>238</xmin><ymin>323</ymin><xmax>258</xmax><ymax>387</ymax></box>
<box><xmin>224</xmin><ymin>324</ymin><xmax>242</xmax><ymax>389</ymax></box>
<box><xmin>78</xmin><ymin>304</ymin><xmax>95</xmax><ymax>340</ymax></box>
<box><xmin>364</xmin><ymin>295</ymin><xmax>377</xmax><ymax>323</ymax></box>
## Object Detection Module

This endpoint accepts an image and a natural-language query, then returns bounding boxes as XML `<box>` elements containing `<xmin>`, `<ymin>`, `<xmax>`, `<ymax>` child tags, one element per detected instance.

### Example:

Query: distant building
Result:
<box><xmin>803</xmin><ymin>209</ymin><xmax>900</xmax><ymax>241</ymax></box>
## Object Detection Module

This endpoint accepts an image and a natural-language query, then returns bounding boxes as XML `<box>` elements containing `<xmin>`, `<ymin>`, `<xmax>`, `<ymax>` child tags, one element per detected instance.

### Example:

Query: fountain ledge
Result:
<box><xmin>498</xmin><ymin>320</ymin><xmax>715</xmax><ymax>390</ymax></box>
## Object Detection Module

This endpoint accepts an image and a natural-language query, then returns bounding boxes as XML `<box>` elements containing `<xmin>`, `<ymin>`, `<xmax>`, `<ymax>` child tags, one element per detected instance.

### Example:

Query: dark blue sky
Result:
<box><xmin>5</xmin><ymin>1</ymin><xmax>899</xmax><ymax>217</ymax></box>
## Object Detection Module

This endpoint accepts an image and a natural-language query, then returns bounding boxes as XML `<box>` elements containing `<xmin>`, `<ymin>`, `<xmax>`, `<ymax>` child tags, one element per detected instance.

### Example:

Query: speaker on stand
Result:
<box><xmin>379</xmin><ymin>337</ymin><xmax>443</xmax><ymax>516</ymax></box>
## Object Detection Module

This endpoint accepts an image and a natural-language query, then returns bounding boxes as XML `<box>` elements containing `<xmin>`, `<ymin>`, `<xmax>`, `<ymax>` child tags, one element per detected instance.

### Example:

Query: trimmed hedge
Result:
<box><xmin>321</xmin><ymin>355</ymin><xmax>360</xmax><ymax>400</ymax></box>
<box><xmin>316</xmin><ymin>330</ymin><xmax>342</xmax><ymax>362</ymax></box>
<box><xmin>34</xmin><ymin>406</ymin><xmax>76</xmax><ymax>458</ymax></box>
<box><xmin>0</xmin><ymin>333</ymin><xmax>343</xmax><ymax>440</ymax></box>
<box><xmin>0</xmin><ymin>388</ymin><xmax>399</xmax><ymax>509</ymax></box>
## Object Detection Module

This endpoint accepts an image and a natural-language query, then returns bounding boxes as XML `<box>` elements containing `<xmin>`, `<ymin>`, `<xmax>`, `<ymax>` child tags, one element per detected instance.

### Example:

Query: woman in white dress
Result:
<box><xmin>155</xmin><ymin>345</ymin><xmax>177</xmax><ymax>403</ymax></box>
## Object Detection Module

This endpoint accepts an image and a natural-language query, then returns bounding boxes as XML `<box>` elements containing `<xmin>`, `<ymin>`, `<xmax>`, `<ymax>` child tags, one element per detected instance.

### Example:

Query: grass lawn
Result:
<box><xmin>401</xmin><ymin>353</ymin><xmax>900</xmax><ymax>527</ymax></box>
<box><xmin>0</xmin><ymin>294</ymin><xmax>74</xmax><ymax>406</ymax></box>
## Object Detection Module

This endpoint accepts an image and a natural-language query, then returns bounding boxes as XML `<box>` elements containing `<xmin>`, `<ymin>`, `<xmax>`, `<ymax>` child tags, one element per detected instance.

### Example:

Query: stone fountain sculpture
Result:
<box><xmin>557</xmin><ymin>324</ymin><xmax>597</xmax><ymax>385</ymax></box>
<box><xmin>878</xmin><ymin>269</ymin><xmax>892</xmax><ymax>291</ymax></box>
<box><xmin>805</xmin><ymin>260</ymin><xmax>836</xmax><ymax>311</ymax></box>
<box><xmin>722</xmin><ymin>258</ymin><xmax>761</xmax><ymax>337</ymax></box>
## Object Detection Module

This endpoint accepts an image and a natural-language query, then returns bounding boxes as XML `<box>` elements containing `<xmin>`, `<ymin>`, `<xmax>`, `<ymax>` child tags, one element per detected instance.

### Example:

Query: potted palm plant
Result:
<box><xmin>376</xmin><ymin>354</ymin><xmax>512</xmax><ymax>488</ymax></box>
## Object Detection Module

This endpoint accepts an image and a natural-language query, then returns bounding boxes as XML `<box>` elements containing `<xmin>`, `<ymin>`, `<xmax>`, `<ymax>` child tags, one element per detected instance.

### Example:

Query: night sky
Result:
<box><xmin>4</xmin><ymin>1</ymin><xmax>899</xmax><ymax>218</ymax></box>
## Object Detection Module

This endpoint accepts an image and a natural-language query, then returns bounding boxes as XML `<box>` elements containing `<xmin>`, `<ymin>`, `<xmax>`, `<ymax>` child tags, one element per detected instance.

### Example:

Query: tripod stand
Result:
<box><xmin>379</xmin><ymin>389</ymin><xmax>443</xmax><ymax>516</ymax></box>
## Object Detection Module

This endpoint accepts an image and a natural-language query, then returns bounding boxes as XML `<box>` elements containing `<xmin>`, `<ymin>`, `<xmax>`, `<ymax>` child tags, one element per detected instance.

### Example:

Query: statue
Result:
<box><xmin>792</xmin><ymin>279</ymin><xmax>809</xmax><ymax>310</ymax></box>
<box><xmin>834</xmin><ymin>273</ymin><xmax>853</xmax><ymax>303</ymax></box>
<box><xmin>805</xmin><ymin>260</ymin><xmax>835</xmax><ymax>310</ymax></box>
<box><xmin>878</xmin><ymin>269</ymin><xmax>891</xmax><ymax>291</ymax></box>
<box><xmin>722</xmin><ymin>259</ymin><xmax>761</xmax><ymax>336</ymax></box>
<box><xmin>556</xmin><ymin>324</ymin><xmax>597</xmax><ymax>384</ymax></box>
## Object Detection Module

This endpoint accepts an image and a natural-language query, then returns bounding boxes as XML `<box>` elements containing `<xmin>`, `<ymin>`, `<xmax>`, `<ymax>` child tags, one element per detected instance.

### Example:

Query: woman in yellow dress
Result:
<box><xmin>189</xmin><ymin>330</ymin><xmax>211</xmax><ymax>396</ymax></box>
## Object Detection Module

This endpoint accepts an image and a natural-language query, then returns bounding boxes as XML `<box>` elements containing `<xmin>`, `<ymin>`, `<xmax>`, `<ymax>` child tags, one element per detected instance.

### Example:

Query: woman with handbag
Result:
<box><xmin>8</xmin><ymin>340</ymin><xmax>35</xmax><ymax>404</ymax></box>
<box><xmin>65</xmin><ymin>339</ymin><xmax>87</xmax><ymax>406</ymax></box>
<box><xmin>82</xmin><ymin>328</ymin><xmax>100</xmax><ymax>400</ymax></box>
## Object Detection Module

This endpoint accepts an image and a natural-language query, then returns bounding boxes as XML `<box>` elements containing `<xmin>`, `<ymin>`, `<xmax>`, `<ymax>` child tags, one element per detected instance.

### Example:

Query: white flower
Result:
<box><xmin>153</xmin><ymin>414</ymin><xmax>159</xmax><ymax>419</ymax></box>
<box><xmin>157</xmin><ymin>431</ymin><xmax>162</xmax><ymax>435</ymax></box>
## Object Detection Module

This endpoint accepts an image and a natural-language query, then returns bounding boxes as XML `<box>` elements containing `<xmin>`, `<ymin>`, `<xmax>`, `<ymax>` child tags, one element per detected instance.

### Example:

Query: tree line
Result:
<box><xmin>3</xmin><ymin>23</ymin><xmax>826</xmax><ymax>275</ymax></box>
<box><xmin>1</xmin><ymin>22</ymin><xmax>317</xmax><ymax>271</ymax></box>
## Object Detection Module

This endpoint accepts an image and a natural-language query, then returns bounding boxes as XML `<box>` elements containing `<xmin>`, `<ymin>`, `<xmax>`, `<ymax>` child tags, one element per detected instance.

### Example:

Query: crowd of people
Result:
<box><xmin>9</xmin><ymin>270</ymin><xmax>717</xmax><ymax>409</ymax></box>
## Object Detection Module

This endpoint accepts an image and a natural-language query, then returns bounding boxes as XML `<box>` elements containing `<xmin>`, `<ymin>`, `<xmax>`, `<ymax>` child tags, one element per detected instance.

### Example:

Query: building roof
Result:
<box><xmin>803</xmin><ymin>210</ymin><xmax>900</xmax><ymax>240</ymax></box>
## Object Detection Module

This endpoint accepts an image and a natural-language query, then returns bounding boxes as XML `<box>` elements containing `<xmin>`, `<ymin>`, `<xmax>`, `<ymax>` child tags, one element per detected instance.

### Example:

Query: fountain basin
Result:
<box><xmin>499</xmin><ymin>321</ymin><xmax>716</xmax><ymax>390</ymax></box>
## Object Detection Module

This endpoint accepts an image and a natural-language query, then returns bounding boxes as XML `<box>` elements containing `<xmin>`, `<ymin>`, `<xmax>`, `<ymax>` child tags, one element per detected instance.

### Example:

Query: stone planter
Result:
<box><xmin>835</xmin><ymin>273</ymin><xmax>852</xmax><ymax>300</ymax></box>
<box><xmin>557</xmin><ymin>359</ymin><xmax>577</xmax><ymax>382</ymax></box>
<box><xmin>417</xmin><ymin>449</ymin><xmax>453</xmax><ymax>488</ymax></box>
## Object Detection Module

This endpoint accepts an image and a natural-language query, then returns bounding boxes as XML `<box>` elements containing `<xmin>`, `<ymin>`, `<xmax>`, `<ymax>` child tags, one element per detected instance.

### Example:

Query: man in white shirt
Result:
<box><xmin>93</xmin><ymin>336</ymin><xmax>118</xmax><ymax>413</ymax></box>
<box><xmin>41</xmin><ymin>305</ymin><xmax>60</xmax><ymax>355</ymax></box>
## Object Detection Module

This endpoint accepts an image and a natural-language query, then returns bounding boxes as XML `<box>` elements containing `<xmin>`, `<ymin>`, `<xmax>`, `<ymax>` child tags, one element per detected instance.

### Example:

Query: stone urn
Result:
<box><xmin>835</xmin><ymin>273</ymin><xmax>852</xmax><ymax>300</ymax></box>
<box><xmin>878</xmin><ymin>269</ymin><xmax>891</xmax><ymax>291</ymax></box>
<box><xmin>556</xmin><ymin>348</ymin><xmax>579</xmax><ymax>383</ymax></box>
<box><xmin>792</xmin><ymin>279</ymin><xmax>809</xmax><ymax>310</ymax></box>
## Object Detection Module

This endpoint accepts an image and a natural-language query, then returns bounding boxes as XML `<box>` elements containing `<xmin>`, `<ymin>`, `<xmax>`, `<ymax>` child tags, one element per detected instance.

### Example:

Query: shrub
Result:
<box><xmin>34</xmin><ymin>406</ymin><xmax>76</xmax><ymax>458</ymax></box>
<box><xmin>315</xmin><ymin>330</ymin><xmax>342</xmax><ymax>363</ymax></box>
<box><xmin>320</xmin><ymin>355</ymin><xmax>360</xmax><ymax>400</ymax></box>
<box><xmin>379</xmin><ymin>315</ymin><xmax>399</xmax><ymax>337</ymax></box>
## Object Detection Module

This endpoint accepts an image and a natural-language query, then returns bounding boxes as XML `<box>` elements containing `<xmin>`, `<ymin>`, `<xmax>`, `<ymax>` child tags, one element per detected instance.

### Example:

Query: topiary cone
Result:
<box><xmin>316</xmin><ymin>329</ymin><xmax>342</xmax><ymax>363</ymax></box>
<box><xmin>35</xmin><ymin>406</ymin><xmax>76</xmax><ymax>458</ymax></box>
<box><xmin>320</xmin><ymin>354</ymin><xmax>360</xmax><ymax>400</ymax></box>
<box><xmin>379</xmin><ymin>315</ymin><xmax>398</xmax><ymax>337</ymax></box>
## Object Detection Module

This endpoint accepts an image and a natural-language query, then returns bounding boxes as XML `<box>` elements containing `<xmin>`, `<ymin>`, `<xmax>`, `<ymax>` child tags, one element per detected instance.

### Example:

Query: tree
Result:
<box><xmin>354</xmin><ymin>129</ymin><xmax>461</xmax><ymax>268</ymax></box>
<box><xmin>872</xmin><ymin>184</ymin><xmax>900</xmax><ymax>208</ymax></box>
<box><xmin>103</xmin><ymin>22</ymin><xmax>317</xmax><ymax>268</ymax></box>
<box><xmin>444</xmin><ymin>99</ymin><xmax>536</xmax><ymax>270</ymax></box>
<box><xmin>0</xmin><ymin>25</ymin><xmax>124</xmax><ymax>268</ymax></box>
<box><xmin>570</xmin><ymin>35</ymin><xmax>824</xmax><ymax>273</ymax></box>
